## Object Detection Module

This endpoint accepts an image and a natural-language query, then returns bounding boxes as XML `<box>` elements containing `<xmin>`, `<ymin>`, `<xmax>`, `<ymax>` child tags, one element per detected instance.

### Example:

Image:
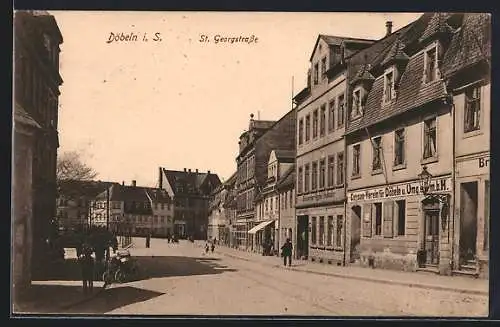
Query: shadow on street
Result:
<box><xmin>13</xmin><ymin>283</ymin><xmax>87</xmax><ymax>314</ymax></box>
<box><xmin>133</xmin><ymin>255</ymin><xmax>238</xmax><ymax>280</ymax></box>
<box><xmin>32</xmin><ymin>258</ymin><xmax>106</xmax><ymax>282</ymax></box>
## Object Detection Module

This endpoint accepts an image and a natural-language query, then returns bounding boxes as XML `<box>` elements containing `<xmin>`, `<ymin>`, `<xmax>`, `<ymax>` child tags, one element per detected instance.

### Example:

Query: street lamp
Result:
<box><xmin>418</xmin><ymin>166</ymin><xmax>432</xmax><ymax>195</ymax></box>
<box><xmin>418</xmin><ymin>165</ymin><xmax>450</xmax><ymax>231</ymax></box>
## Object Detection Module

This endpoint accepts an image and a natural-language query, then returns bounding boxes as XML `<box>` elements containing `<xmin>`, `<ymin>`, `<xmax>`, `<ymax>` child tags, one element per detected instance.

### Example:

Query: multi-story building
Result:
<box><xmin>236</xmin><ymin>111</ymin><xmax>296</xmax><ymax>250</ymax></box>
<box><xmin>208</xmin><ymin>172</ymin><xmax>237</xmax><ymax>245</ymax></box>
<box><xmin>91</xmin><ymin>181</ymin><xmax>174</xmax><ymax>237</ymax></box>
<box><xmin>253</xmin><ymin>149</ymin><xmax>295</xmax><ymax>254</ymax></box>
<box><xmin>294</xmin><ymin>34</ymin><xmax>375</xmax><ymax>263</ymax></box>
<box><xmin>276</xmin><ymin>163</ymin><xmax>296</xmax><ymax>258</ymax></box>
<box><xmin>56</xmin><ymin>180</ymin><xmax>117</xmax><ymax>230</ymax></box>
<box><xmin>13</xmin><ymin>10</ymin><xmax>63</xmax><ymax>280</ymax></box>
<box><xmin>344</xmin><ymin>13</ymin><xmax>483</xmax><ymax>276</ymax></box>
<box><xmin>441</xmin><ymin>13</ymin><xmax>491</xmax><ymax>278</ymax></box>
<box><xmin>159</xmin><ymin>167</ymin><xmax>221</xmax><ymax>239</ymax></box>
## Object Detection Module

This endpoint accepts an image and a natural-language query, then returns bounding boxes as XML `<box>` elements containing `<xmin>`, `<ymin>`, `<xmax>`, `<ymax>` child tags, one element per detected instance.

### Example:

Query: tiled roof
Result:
<box><xmin>346</xmin><ymin>13</ymin><xmax>451</xmax><ymax>134</ymax></box>
<box><xmin>380</xmin><ymin>35</ymin><xmax>410</xmax><ymax>67</ymax></box>
<box><xmin>58</xmin><ymin>180</ymin><xmax>117</xmax><ymax>199</ymax></box>
<box><xmin>163</xmin><ymin>169</ymin><xmax>221</xmax><ymax>196</ymax></box>
<box><xmin>274</xmin><ymin>149</ymin><xmax>296</xmax><ymax>162</ymax></box>
<box><xmin>419</xmin><ymin>13</ymin><xmax>454</xmax><ymax>44</ymax></box>
<box><xmin>277</xmin><ymin>164</ymin><xmax>295</xmax><ymax>190</ymax></box>
<box><xmin>442</xmin><ymin>13</ymin><xmax>491</xmax><ymax>78</ymax></box>
<box><xmin>14</xmin><ymin>103</ymin><xmax>41</xmax><ymax>129</ymax></box>
<box><xmin>309</xmin><ymin>34</ymin><xmax>376</xmax><ymax>62</ymax></box>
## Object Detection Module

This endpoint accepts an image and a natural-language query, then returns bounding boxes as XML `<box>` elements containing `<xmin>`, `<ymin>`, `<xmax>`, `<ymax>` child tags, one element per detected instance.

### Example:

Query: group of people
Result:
<box><xmin>204</xmin><ymin>239</ymin><xmax>216</xmax><ymax>254</ymax></box>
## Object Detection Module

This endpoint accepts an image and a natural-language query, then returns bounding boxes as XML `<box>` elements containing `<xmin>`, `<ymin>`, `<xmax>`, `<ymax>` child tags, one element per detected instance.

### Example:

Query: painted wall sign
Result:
<box><xmin>347</xmin><ymin>177</ymin><xmax>451</xmax><ymax>203</ymax></box>
<box><xmin>456</xmin><ymin>154</ymin><xmax>490</xmax><ymax>177</ymax></box>
<box><xmin>297</xmin><ymin>188</ymin><xmax>344</xmax><ymax>205</ymax></box>
<box><xmin>479</xmin><ymin>156</ymin><xmax>489</xmax><ymax>168</ymax></box>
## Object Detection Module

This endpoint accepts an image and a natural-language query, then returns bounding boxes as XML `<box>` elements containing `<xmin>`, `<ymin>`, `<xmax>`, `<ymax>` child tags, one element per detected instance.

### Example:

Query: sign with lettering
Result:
<box><xmin>347</xmin><ymin>177</ymin><xmax>451</xmax><ymax>203</ymax></box>
<box><xmin>456</xmin><ymin>154</ymin><xmax>490</xmax><ymax>177</ymax></box>
<box><xmin>297</xmin><ymin>188</ymin><xmax>345</xmax><ymax>206</ymax></box>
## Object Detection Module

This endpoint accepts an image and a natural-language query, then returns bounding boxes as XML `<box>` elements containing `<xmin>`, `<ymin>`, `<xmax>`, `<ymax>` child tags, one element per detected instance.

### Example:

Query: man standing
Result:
<box><xmin>281</xmin><ymin>238</ymin><xmax>293</xmax><ymax>267</ymax></box>
<box><xmin>146</xmin><ymin>233</ymin><xmax>151</xmax><ymax>248</ymax></box>
<box><xmin>79</xmin><ymin>243</ymin><xmax>95</xmax><ymax>294</ymax></box>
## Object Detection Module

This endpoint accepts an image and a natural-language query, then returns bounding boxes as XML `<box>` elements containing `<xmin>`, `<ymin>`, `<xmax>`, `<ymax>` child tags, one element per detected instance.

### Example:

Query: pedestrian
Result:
<box><xmin>281</xmin><ymin>238</ymin><xmax>293</xmax><ymax>267</ymax></box>
<box><xmin>79</xmin><ymin>242</ymin><xmax>95</xmax><ymax>294</ymax></box>
<box><xmin>205</xmin><ymin>242</ymin><xmax>209</xmax><ymax>254</ymax></box>
<box><xmin>146</xmin><ymin>234</ymin><xmax>151</xmax><ymax>248</ymax></box>
<box><xmin>211</xmin><ymin>242</ymin><xmax>215</xmax><ymax>253</ymax></box>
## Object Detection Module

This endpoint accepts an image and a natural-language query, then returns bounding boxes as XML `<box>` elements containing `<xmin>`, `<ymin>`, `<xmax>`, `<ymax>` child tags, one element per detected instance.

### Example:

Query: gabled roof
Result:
<box><xmin>419</xmin><ymin>13</ymin><xmax>454</xmax><ymax>44</ymax></box>
<box><xmin>58</xmin><ymin>180</ymin><xmax>117</xmax><ymax>199</ymax></box>
<box><xmin>441</xmin><ymin>13</ymin><xmax>491</xmax><ymax>79</ymax></box>
<box><xmin>162</xmin><ymin>169</ymin><xmax>221</xmax><ymax>196</ymax></box>
<box><xmin>350</xmin><ymin>64</ymin><xmax>375</xmax><ymax>85</ymax></box>
<box><xmin>309</xmin><ymin>34</ymin><xmax>376</xmax><ymax>62</ymax></box>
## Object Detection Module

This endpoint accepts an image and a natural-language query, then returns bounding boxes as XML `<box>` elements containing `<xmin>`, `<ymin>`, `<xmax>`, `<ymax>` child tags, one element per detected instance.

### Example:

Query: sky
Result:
<box><xmin>50</xmin><ymin>11</ymin><xmax>422</xmax><ymax>187</ymax></box>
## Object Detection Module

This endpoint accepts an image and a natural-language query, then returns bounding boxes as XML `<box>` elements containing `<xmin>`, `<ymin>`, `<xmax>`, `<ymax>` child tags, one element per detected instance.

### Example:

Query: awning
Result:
<box><xmin>248</xmin><ymin>220</ymin><xmax>274</xmax><ymax>234</ymax></box>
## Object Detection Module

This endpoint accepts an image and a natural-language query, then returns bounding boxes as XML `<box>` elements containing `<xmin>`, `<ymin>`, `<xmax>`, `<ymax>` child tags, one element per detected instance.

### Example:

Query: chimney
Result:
<box><xmin>122</xmin><ymin>181</ymin><xmax>124</xmax><ymax>186</ymax></box>
<box><xmin>196</xmin><ymin>169</ymin><xmax>199</xmax><ymax>173</ymax></box>
<box><xmin>159</xmin><ymin>167</ymin><xmax>163</xmax><ymax>189</ymax></box>
<box><xmin>183</xmin><ymin>168</ymin><xmax>187</xmax><ymax>172</ymax></box>
<box><xmin>131</xmin><ymin>180</ymin><xmax>136</xmax><ymax>187</ymax></box>
<box><xmin>386</xmin><ymin>21</ymin><xmax>393</xmax><ymax>36</ymax></box>
<box><xmin>208</xmin><ymin>170</ymin><xmax>211</xmax><ymax>174</ymax></box>
<box><xmin>188</xmin><ymin>169</ymin><xmax>192</xmax><ymax>173</ymax></box>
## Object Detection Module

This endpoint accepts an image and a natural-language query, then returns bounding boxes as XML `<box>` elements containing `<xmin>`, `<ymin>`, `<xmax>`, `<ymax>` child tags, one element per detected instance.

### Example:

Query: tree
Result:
<box><xmin>57</xmin><ymin>150</ymin><xmax>98</xmax><ymax>182</ymax></box>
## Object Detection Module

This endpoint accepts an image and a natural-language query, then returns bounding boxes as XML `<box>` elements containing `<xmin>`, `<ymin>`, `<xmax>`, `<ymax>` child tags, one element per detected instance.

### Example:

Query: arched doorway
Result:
<box><xmin>350</xmin><ymin>205</ymin><xmax>362</xmax><ymax>263</ymax></box>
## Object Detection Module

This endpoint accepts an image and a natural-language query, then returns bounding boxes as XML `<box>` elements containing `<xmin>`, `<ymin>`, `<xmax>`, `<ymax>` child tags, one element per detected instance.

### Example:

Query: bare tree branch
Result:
<box><xmin>57</xmin><ymin>150</ymin><xmax>98</xmax><ymax>182</ymax></box>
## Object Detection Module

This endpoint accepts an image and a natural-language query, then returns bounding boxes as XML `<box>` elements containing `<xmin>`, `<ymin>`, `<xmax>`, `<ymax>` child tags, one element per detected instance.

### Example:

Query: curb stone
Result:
<box><xmin>220</xmin><ymin>249</ymin><xmax>488</xmax><ymax>297</ymax></box>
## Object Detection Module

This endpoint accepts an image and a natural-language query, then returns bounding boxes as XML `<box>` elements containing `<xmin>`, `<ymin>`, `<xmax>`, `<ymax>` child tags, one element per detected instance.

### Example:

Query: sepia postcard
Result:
<box><xmin>11</xmin><ymin>10</ymin><xmax>491</xmax><ymax>317</ymax></box>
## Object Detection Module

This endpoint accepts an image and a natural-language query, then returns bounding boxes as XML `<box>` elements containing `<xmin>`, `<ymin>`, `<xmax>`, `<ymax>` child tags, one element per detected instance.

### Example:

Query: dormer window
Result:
<box><xmin>383</xmin><ymin>70</ymin><xmax>395</xmax><ymax>103</ymax></box>
<box><xmin>351</xmin><ymin>88</ymin><xmax>363</xmax><ymax>119</ymax></box>
<box><xmin>424</xmin><ymin>45</ymin><xmax>438</xmax><ymax>83</ymax></box>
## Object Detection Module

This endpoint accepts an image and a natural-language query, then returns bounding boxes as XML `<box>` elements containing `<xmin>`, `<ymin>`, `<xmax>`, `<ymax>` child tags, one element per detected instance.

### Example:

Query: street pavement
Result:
<box><xmin>53</xmin><ymin>237</ymin><xmax>489</xmax><ymax>317</ymax></box>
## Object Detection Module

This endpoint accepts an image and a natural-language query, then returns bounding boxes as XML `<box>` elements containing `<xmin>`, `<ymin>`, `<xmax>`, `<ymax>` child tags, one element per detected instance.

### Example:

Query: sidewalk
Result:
<box><xmin>200</xmin><ymin>242</ymin><xmax>488</xmax><ymax>296</ymax></box>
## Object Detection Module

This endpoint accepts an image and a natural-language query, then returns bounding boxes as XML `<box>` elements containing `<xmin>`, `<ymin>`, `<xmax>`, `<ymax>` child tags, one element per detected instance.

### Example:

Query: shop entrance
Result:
<box><xmin>423</xmin><ymin>208</ymin><xmax>440</xmax><ymax>266</ymax></box>
<box><xmin>459</xmin><ymin>182</ymin><xmax>478</xmax><ymax>268</ymax></box>
<box><xmin>297</xmin><ymin>215</ymin><xmax>309</xmax><ymax>259</ymax></box>
<box><xmin>350</xmin><ymin>205</ymin><xmax>362</xmax><ymax>263</ymax></box>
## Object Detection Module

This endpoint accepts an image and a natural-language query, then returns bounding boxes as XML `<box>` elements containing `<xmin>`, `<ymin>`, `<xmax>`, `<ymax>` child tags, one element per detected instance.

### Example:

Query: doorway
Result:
<box><xmin>423</xmin><ymin>209</ymin><xmax>440</xmax><ymax>266</ymax></box>
<box><xmin>297</xmin><ymin>215</ymin><xmax>309</xmax><ymax>259</ymax></box>
<box><xmin>459</xmin><ymin>182</ymin><xmax>478</xmax><ymax>267</ymax></box>
<box><xmin>350</xmin><ymin>205</ymin><xmax>362</xmax><ymax>263</ymax></box>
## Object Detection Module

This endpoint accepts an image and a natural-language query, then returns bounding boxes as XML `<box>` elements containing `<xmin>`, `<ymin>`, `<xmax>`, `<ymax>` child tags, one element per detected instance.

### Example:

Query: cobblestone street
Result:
<box><xmin>56</xmin><ymin>238</ymin><xmax>488</xmax><ymax>317</ymax></box>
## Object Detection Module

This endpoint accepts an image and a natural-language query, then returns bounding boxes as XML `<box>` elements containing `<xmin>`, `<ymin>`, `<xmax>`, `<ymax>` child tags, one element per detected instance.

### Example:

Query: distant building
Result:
<box><xmin>159</xmin><ymin>168</ymin><xmax>221</xmax><ymax>239</ymax></box>
<box><xmin>91</xmin><ymin>181</ymin><xmax>174</xmax><ymax>237</ymax></box>
<box><xmin>253</xmin><ymin>149</ymin><xmax>295</xmax><ymax>254</ymax></box>
<box><xmin>56</xmin><ymin>180</ymin><xmax>117</xmax><ymax>230</ymax></box>
<box><xmin>13</xmin><ymin>10</ymin><xmax>63</xmax><ymax>287</ymax></box>
<box><xmin>208</xmin><ymin>172</ymin><xmax>237</xmax><ymax>245</ymax></box>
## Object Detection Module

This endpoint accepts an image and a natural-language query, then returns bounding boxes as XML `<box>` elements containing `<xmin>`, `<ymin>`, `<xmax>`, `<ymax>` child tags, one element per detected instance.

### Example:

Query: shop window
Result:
<box><xmin>327</xmin><ymin>216</ymin><xmax>334</xmax><ymax>246</ymax></box>
<box><xmin>311</xmin><ymin>217</ymin><xmax>317</xmax><ymax>245</ymax></box>
<box><xmin>396</xmin><ymin>200</ymin><xmax>406</xmax><ymax>236</ymax></box>
<box><xmin>319</xmin><ymin>216</ymin><xmax>325</xmax><ymax>246</ymax></box>
<box><xmin>352</xmin><ymin>145</ymin><xmax>361</xmax><ymax>176</ymax></box>
<box><xmin>374</xmin><ymin>202</ymin><xmax>382</xmax><ymax>236</ymax></box>
<box><xmin>423</xmin><ymin>117</ymin><xmax>437</xmax><ymax>159</ymax></box>
<box><xmin>336</xmin><ymin>215</ymin><xmax>343</xmax><ymax>247</ymax></box>
<box><xmin>464</xmin><ymin>86</ymin><xmax>481</xmax><ymax>133</ymax></box>
<box><xmin>394</xmin><ymin>128</ymin><xmax>405</xmax><ymax>166</ymax></box>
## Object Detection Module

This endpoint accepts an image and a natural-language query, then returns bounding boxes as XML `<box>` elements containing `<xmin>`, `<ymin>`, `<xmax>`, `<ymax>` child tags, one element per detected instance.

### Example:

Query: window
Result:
<box><xmin>396</xmin><ymin>200</ymin><xmax>406</xmax><ymax>236</ymax></box>
<box><xmin>337</xmin><ymin>152</ymin><xmax>344</xmax><ymax>185</ymax></box>
<box><xmin>298</xmin><ymin>166</ymin><xmax>303</xmax><ymax>193</ymax></box>
<box><xmin>311</xmin><ymin>217</ymin><xmax>317</xmax><ymax>244</ymax></box>
<box><xmin>298</xmin><ymin>118</ymin><xmax>304</xmax><ymax>145</ymax></box>
<box><xmin>338</xmin><ymin>95</ymin><xmax>345</xmax><ymax>127</ymax></box>
<box><xmin>313</xmin><ymin>109</ymin><xmax>319</xmax><ymax>138</ymax></box>
<box><xmin>311</xmin><ymin>162</ymin><xmax>318</xmax><ymax>191</ymax></box>
<box><xmin>352</xmin><ymin>145</ymin><xmax>361</xmax><ymax>176</ymax></box>
<box><xmin>270</xmin><ymin>198</ymin><xmax>273</xmax><ymax>212</ymax></box>
<box><xmin>319</xmin><ymin>216</ymin><xmax>325</xmax><ymax>246</ymax></box>
<box><xmin>320</xmin><ymin>104</ymin><xmax>326</xmax><ymax>136</ymax></box>
<box><xmin>289</xmin><ymin>191</ymin><xmax>293</xmax><ymax>208</ymax></box>
<box><xmin>319</xmin><ymin>159</ymin><xmax>326</xmax><ymax>189</ymax></box>
<box><xmin>336</xmin><ymin>215</ymin><xmax>343</xmax><ymax>247</ymax></box>
<box><xmin>314</xmin><ymin>63</ymin><xmax>319</xmax><ymax>85</ymax></box>
<box><xmin>304</xmin><ymin>164</ymin><xmax>310</xmax><ymax>193</ymax></box>
<box><xmin>423</xmin><ymin>117</ymin><xmax>437</xmax><ymax>159</ymax></box>
<box><xmin>161</xmin><ymin>203</ymin><xmax>165</xmax><ymax>210</ymax></box>
<box><xmin>161</xmin><ymin>216</ymin><xmax>165</xmax><ymax>223</ymax></box>
<box><xmin>327</xmin><ymin>155</ymin><xmax>335</xmax><ymax>187</ymax></box>
<box><xmin>384</xmin><ymin>71</ymin><xmax>395</xmax><ymax>102</ymax></box>
<box><xmin>328</xmin><ymin>99</ymin><xmax>335</xmax><ymax>132</ymax></box>
<box><xmin>394</xmin><ymin>129</ymin><xmax>405</xmax><ymax>166</ymax></box>
<box><xmin>154</xmin><ymin>215</ymin><xmax>158</xmax><ymax>223</ymax></box>
<box><xmin>305</xmin><ymin>115</ymin><xmax>311</xmax><ymax>141</ymax></box>
<box><xmin>283</xmin><ymin>192</ymin><xmax>287</xmax><ymax>208</ymax></box>
<box><xmin>374</xmin><ymin>203</ymin><xmax>382</xmax><ymax>236</ymax></box>
<box><xmin>327</xmin><ymin>216</ymin><xmax>334</xmax><ymax>246</ymax></box>
<box><xmin>372</xmin><ymin>136</ymin><xmax>382</xmax><ymax>171</ymax></box>
<box><xmin>352</xmin><ymin>89</ymin><xmax>362</xmax><ymax>118</ymax></box>
<box><xmin>464</xmin><ymin>86</ymin><xmax>481</xmax><ymax>133</ymax></box>
<box><xmin>424</xmin><ymin>47</ymin><xmax>437</xmax><ymax>83</ymax></box>
<box><xmin>484</xmin><ymin>180</ymin><xmax>490</xmax><ymax>251</ymax></box>
<box><xmin>321</xmin><ymin>57</ymin><xmax>327</xmax><ymax>78</ymax></box>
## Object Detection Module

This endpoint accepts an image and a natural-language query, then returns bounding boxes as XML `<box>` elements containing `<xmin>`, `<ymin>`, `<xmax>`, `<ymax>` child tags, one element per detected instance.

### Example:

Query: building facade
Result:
<box><xmin>14</xmin><ymin>10</ymin><xmax>63</xmax><ymax>275</ymax></box>
<box><xmin>294</xmin><ymin>34</ymin><xmax>375</xmax><ymax>264</ymax></box>
<box><xmin>57</xmin><ymin>180</ymin><xmax>116</xmax><ymax>230</ymax></box>
<box><xmin>441</xmin><ymin>13</ymin><xmax>491</xmax><ymax>278</ymax></box>
<box><xmin>276</xmin><ymin>163</ymin><xmax>296</xmax><ymax>258</ymax></box>
<box><xmin>91</xmin><ymin>181</ymin><xmax>174</xmax><ymax>237</ymax></box>
<box><xmin>253</xmin><ymin>150</ymin><xmax>295</xmax><ymax>254</ymax></box>
<box><xmin>159</xmin><ymin>167</ymin><xmax>221</xmax><ymax>240</ymax></box>
<box><xmin>208</xmin><ymin>172</ymin><xmax>237</xmax><ymax>245</ymax></box>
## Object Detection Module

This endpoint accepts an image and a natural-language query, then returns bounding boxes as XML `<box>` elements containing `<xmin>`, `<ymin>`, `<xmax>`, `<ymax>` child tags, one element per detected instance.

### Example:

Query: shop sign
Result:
<box><xmin>456</xmin><ymin>154</ymin><xmax>490</xmax><ymax>177</ymax></box>
<box><xmin>348</xmin><ymin>177</ymin><xmax>451</xmax><ymax>203</ymax></box>
<box><xmin>297</xmin><ymin>188</ymin><xmax>344</xmax><ymax>206</ymax></box>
